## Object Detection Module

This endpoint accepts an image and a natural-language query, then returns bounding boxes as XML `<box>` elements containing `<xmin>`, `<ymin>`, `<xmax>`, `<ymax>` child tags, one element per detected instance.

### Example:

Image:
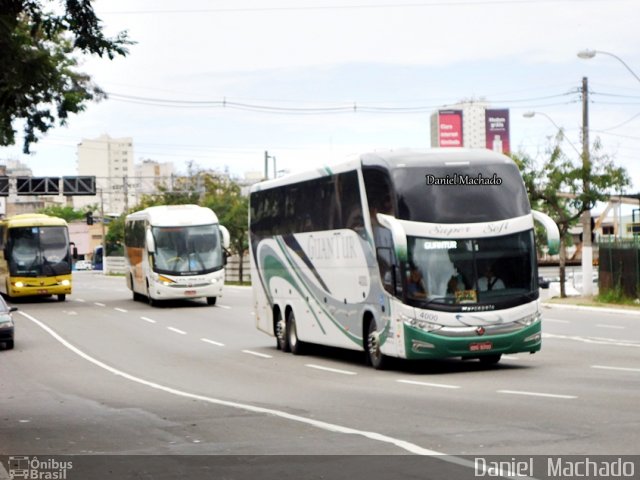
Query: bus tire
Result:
<box><xmin>479</xmin><ymin>354</ymin><xmax>502</xmax><ymax>365</ymax></box>
<box><xmin>4</xmin><ymin>340</ymin><xmax>14</xmax><ymax>350</ymax></box>
<box><xmin>206</xmin><ymin>297</ymin><xmax>217</xmax><ymax>306</ymax></box>
<box><xmin>275</xmin><ymin>310</ymin><xmax>289</xmax><ymax>352</ymax></box>
<box><xmin>287</xmin><ymin>310</ymin><xmax>305</xmax><ymax>355</ymax></box>
<box><xmin>57</xmin><ymin>294</ymin><xmax>66</xmax><ymax>302</ymax></box>
<box><xmin>365</xmin><ymin>319</ymin><xmax>387</xmax><ymax>370</ymax></box>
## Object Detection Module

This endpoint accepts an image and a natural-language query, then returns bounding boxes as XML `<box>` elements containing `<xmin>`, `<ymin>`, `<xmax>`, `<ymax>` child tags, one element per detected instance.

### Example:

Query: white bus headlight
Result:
<box><xmin>61</xmin><ymin>279</ymin><xmax>70</xmax><ymax>286</ymax></box>
<box><xmin>14</xmin><ymin>282</ymin><xmax>24</xmax><ymax>288</ymax></box>
<box><xmin>402</xmin><ymin>315</ymin><xmax>442</xmax><ymax>332</ymax></box>
<box><xmin>516</xmin><ymin>312</ymin><xmax>541</xmax><ymax>326</ymax></box>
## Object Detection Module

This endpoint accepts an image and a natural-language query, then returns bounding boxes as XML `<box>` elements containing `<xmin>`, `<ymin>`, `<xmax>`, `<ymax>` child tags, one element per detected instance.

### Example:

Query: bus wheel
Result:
<box><xmin>275</xmin><ymin>310</ymin><xmax>289</xmax><ymax>352</ymax></box>
<box><xmin>365</xmin><ymin>319</ymin><xmax>387</xmax><ymax>370</ymax></box>
<box><xmin>479</xmin><ymin>354</ymin><xmax>502</xmax><ymax>365</ymax></box>
<box><xmin>206</xmin><ymin>297</ymin><xmax>217</xmax><ymax>306</ymax></box>
<box><xmin>57</xmin><ymin>294</ymin><xmax>66</xmax><ymax>302</ymax></box>
<box><xmin>287</xmin><ymin>310</ymin><xmax>305</xmax><ymax>355</ymax></box>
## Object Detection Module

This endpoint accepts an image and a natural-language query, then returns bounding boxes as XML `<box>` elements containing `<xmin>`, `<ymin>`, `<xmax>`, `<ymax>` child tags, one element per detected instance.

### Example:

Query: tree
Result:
<box><xmin>0</xmin><ymin>0</ymin><xmax>133</xmax><ymax>152</ymax></box>
<box><xmin>513</xmin><ymin>135</ymin><xmax>629</xmax><ymax>297</ymax></box>
<box><xmin>38</xmin><ymin>204</ymin><xmax>88</xmax><ymax>222</ymax></box>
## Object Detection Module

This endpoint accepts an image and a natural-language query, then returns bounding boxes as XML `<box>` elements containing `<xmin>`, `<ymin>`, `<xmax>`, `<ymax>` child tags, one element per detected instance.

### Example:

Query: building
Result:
<box><xmin>133</xmin><ymin>159</ymin><xmax>174</xmax><ymax>204</ymax></box>
<box><xmin>73</xmin><ymin>134</ymin><xmax>135</xmax><ymax>215</ymax></box>
<box><xmin>430</xmin><ymin>99</ymin><xmax>511</xmax><ymax>154</ymax></box>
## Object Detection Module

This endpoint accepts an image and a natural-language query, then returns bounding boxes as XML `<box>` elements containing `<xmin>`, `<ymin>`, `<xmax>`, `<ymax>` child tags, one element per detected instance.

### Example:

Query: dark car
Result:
<box><xmin>538</xmin><ymin>276</ymin><xmax>550</xmax><ymax>289</ymax></box>
<box><xmin>0</xmin><ymin>296</ymin><xmax>17</xmax><ymax>350</ymax></box>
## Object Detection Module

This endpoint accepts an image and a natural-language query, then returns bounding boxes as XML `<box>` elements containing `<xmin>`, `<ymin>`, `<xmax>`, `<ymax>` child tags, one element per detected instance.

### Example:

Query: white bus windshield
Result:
<box><xmin>152</xmin><ymin>224</ymin><xmax>223</xmax><ymax>275</ymax></box>
<box><xmin>406</xmin><ymin>230</ymin><xmax>536</xmax><ymax>308</ymax></box>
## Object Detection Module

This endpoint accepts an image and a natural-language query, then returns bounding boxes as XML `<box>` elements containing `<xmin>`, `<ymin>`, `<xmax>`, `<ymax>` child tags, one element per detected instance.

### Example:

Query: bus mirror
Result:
<box><xmin>145</xmin><ymin>229</ymin><xmax>156</xmax><ymax>253</ymax></box>
<box><xmin>376</xmin><ymin>213</ymin><xmax>408</xmax><ymax>263</ymax></box>
<box><xmin>532</xmin><ymin>210</ymin><xmax>560</xmax><ymax>255</ymax></box>
<box><xmin>220</xmin><ymin>225</ymin><xmax>230</xmax><ymax>250</ymax></box>
<box><xmin>72</xmin><ymin>246</ymin><xmax>78</xmax><ymax>260</ymax></box>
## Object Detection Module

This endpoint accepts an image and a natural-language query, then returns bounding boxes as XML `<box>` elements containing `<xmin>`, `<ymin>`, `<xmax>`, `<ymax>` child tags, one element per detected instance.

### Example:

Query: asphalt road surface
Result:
<box><xmin>1</xmin><ymin>272</ymin><xmax>638</xmax><ymax>478</ymax></box>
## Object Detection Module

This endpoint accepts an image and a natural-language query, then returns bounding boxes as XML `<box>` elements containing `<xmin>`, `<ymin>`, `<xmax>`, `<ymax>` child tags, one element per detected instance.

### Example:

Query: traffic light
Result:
<box><xmin>86</xmin><ymin>212</ymin><xmax>94</xmax><ymax>225</ymax></box>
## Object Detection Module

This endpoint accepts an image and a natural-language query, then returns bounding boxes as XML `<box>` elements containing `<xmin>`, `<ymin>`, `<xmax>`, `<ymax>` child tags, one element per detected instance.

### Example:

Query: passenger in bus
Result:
<box><xmin>407</xmin><ymin>265</ymin><xmax>427</xmax><ymax>299</ymax></box>
<box><xmin>478</xmin><ymin>263</ymin><xmax>505</xmax><ymax>291</ymax></box>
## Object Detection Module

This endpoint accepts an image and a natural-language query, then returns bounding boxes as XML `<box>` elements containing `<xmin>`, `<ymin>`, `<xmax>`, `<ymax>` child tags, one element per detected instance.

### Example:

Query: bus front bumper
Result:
<box><xmin>8</xmin><ymin>277</ymin><xmax>72</xmax><ymax>298</ymax></box>
<box><xmin>403</xmin><ymin>321</ymin><xmax>542</xmax><ymax>360</ymax></box>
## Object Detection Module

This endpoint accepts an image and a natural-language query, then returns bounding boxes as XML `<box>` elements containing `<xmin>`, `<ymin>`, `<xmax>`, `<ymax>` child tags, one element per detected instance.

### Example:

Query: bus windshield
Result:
<box><xmin>8</xmin><ymin>226</ymin><xmax>71</xmax><ymax>276</ymax></box>
<box><xmin>152</xmin><ymin>224</ymin><xmax>223</xmax><ymax>275</ymax></box>
<box><xmin>405</xmin><ymin>230</ymin><xmax>536</xmax><ymax>308</ymax></box>
<box><xmin>392</xmin><ymin>163</ymin><xmax>530</xmax><ymax>223</ymax></box>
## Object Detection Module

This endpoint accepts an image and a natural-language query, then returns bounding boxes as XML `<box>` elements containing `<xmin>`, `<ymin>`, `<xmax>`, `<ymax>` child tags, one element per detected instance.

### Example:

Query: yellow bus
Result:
<box><xmin>0</xmin><ymin>214</ymin><xmax>73</xmax><ymax>301</ymax></box>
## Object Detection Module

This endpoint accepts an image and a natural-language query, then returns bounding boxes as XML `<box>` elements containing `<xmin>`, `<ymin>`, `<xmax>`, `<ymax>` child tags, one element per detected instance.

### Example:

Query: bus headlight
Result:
<box><xmin>61</xmin><ymin>279</ymin><xmax>70</xmax><ymax>286</ymax></box>
<box><xmin>516</xmin><ymin>312</ymin><xmax>541</xmax><ymax>326</ymax></box>
<box><xmin>158</xmin><ymin>275</ymin><xmax>175</xmax><ymax>285</ymax></box>
<box><xmin>14</xmin><ymin>282</ymin><xmax>24</xmax><ymax>288</ymax></box>
<box><xmin>402</xmin><ymin>315</ymin><xmax>442</xmax><ymax>332</ymax></box>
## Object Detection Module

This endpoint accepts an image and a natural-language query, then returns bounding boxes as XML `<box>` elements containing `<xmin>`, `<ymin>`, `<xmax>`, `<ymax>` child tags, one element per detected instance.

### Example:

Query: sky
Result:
<box><xmin>2</xmin><ymin>0</ymin><xmax>640</xmax><ymax>197</ymax></box>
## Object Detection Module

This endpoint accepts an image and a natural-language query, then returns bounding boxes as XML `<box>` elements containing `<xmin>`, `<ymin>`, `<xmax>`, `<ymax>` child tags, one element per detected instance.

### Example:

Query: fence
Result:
<box><xmin>598</xmin><ymin>239</ymin><xmax>640</xmax><ymax>298</ymax></box>
<box><xmin>102</xmin><ymin>255</ymin><xmax>251</xmax><ymax>284</ymax></box>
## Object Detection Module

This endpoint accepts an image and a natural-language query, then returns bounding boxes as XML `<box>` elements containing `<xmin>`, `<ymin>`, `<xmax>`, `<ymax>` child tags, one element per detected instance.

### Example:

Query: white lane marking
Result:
<box><xmin>596</xmin><ymin>324</ymin><xmax>625</xmax><ymax>330</ymax></box>
<box><xmin>19</xmin><ymin>310</ymin><xmax>451</xmax><ymax>457</ymax></box>
<box><xmin>114</xmin><ymin>308</ymin><xmax>128</xmax><ymax>313</ymax></box>
<box><xmin>543</xmin><ymin>332</ymin><xmax>640</xmax><ymax>348</ymax></box>
<box><xmin>497</xmin><ymin>390</ymin><xmax>577</xmax><ymax>400</ymax></box>
<box><xmin>141</xmin><ymin>317</ymin><xmax>156</xmax><ymax>324</ymax></box>
<box><xmin>242</xmin><ymin>350</ymin><xmax>272</xmax><ymax>359</ymax></box>
<box><xmin>94</xmin><ymin>302</ymin><xmax>106</xmax><ymax>307</ymax></box>
<box><xmin>201</xmin><ymin>338</ymin><xmax>225</xmax><ymax>347</ymax></box>
<box><xmin>592</xmin><ymin>365</ymin><xmax>640</xmax><ymax>373</ymax></box>
<box><xmin>217</xmin><ymin>305</ymin><xmax>231</xmax><ymax>310</ymax></box>
<box><xmin>74</xmin><ymin>299</ymin><xmax>86</xmax><ymax>303</ymax></box>
<box><xmin>397</xmin><ymin>379</ymin><xmax>461</xmax><ymax>389</ymax></box>
<box><xmin>502</xmin><ymin>355</ymin><xmax>520</xmax><ymax>360</ymax></box>
<box><xmin>167</xmin><ymin>327</ymin><xmax>187</xmax><ymax>335</ymax></box>
<box><xmin>543</xmin><ymin>318</ymin><xmax>570</xmax><ymax>324</ymax></box>
<box><xmin>305</xmin><ymin>364</ymin><xmax>357</xmax><ymax>376</ymax></box>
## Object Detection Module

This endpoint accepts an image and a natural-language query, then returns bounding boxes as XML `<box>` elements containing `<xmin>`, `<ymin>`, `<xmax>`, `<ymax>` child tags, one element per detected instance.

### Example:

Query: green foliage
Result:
<box><xmin>38</xmin><ymin>204</ymin><xmax>87</xmax><ymax>222</ymax></box>
<box><xmin>513</xmin><ymin>134</ymin><xmax>630</xmax><ymax>297</ymax></box>
<box><xmin>512</xmin><ymin>136</ymin><xmax>630</xmax><ymax>239</ymax></box>
<box><xmin>0</xmin><ymin>0</ymin><xmax>133</xmax><ymax>152</ymax></box>
<box><xmin>104</xmin><ymin>213</ymin><xmax>125</xmax><ymax>255</ymax></box>
<box><xmin>128</xmin><ymin>166</ymin><xmax>249</xmax><ymax>257</ymax></box>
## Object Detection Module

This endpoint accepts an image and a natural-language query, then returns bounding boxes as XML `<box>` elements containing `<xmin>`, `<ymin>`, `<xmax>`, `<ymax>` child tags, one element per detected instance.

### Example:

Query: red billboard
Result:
<box><xmin>438</xmin><ymin>110</ymin><xmax>463</xmax><ymax>147</ymax></box>
<box><xmin>485</xmin><ymin>109</ymin><xmax>510</xmax><ymax>154</ymax></box>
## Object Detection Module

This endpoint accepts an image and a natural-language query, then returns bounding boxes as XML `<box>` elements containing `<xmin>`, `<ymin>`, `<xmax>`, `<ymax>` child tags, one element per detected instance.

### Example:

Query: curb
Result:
<box><xmin>541</xmin><ymin>302</ymin><xmax>640</xmax><ymax>316</ymax></box>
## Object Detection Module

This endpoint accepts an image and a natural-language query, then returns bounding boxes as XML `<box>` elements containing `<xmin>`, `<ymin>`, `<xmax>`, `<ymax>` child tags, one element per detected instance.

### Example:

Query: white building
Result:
<box><xmin>133</xmin><ymin>159</ymin><xmax>174</xmax><ymax>204</ymax></box>
<box><xmin>430</xmin><ymin>99</ymin><xmax>510</xmax><ymax>153</ymax></box>
<box><xmin>74</xmin><ymin>134</ymin><xmax>135</xmax><ymax>214</ymax></box>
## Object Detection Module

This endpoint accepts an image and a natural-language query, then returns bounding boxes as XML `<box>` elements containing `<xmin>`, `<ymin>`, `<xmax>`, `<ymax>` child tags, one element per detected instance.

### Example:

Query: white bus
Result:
<box><xmin>249</xmin><ymin>149</ymin><xmax>559</xmax><ymax>369</ymax></box>
<box><xmin>125</xmin><ymin>205</ymin><xmax>230</xmax><ymax>306</ymax></box>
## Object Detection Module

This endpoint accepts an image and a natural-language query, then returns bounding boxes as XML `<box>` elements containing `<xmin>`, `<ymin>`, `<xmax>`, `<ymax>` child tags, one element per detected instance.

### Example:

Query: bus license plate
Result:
<box><xmin>184</xmin><ymin>290</ymin><xmax>197</xmax><ymax>296</ymax></box>
<box><xmin>38</xmin><ymin>289</ymin><xmax>49</xmax><ymax>294</ymax></box>
<box><xmin>470</xmin><ymin>341</ymin><xmax>492</xmax><ymax>352</ymax></box>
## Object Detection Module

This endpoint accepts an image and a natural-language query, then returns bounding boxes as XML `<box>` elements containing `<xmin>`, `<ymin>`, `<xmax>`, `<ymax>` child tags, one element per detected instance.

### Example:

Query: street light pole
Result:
<box><xmin>580</xmin><ymin>76</ymin><xmax>593</xmax><ymax>296</ymax></box>
<box><xmin>522</xmin><ymin>111</ymin><xmax>582</xmax><ymax>157</ymax></box>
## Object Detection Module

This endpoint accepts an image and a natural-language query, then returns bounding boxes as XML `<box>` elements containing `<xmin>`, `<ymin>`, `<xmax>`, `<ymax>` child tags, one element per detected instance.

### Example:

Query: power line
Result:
<box><xmin>101</xmin><ymin>0</ymin><xmax>624</xmax><ymax>15</ymax></box>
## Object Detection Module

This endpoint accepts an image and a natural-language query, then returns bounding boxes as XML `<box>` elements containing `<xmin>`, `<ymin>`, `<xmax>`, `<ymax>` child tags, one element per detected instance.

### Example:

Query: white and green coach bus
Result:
<box><xmin>249</xmin><ymin>149</ymin><xmax>559</xmax><ymax>369</ymax></box>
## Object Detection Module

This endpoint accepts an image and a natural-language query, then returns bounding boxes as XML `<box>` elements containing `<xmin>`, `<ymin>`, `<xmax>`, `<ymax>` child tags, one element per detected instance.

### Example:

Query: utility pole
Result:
<box><xmin>581</xmin><ymin>76</ymin><xmax>593</xmax><ymax>296</ymax></box>
<box><xmin>264</xmin><ymin>151</ymin><xmax>276</xmax><ymax>180</ymax></box>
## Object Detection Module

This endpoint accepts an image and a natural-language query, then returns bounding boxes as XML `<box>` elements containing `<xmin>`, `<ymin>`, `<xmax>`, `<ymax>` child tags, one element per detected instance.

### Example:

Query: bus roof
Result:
<box><xmin>249</xmin><ymin>148</ymin><xmax>514</xmax><ymax>193</ymax></box>
<box><xmin>1</xmin><ymin>213</ymin><xmax>68</xmax><ymax>228</ymax></box>
<box><xmin>125</xmin><ymin>204</ymin><xmax>220</xmax><ymax>226</ymax></box>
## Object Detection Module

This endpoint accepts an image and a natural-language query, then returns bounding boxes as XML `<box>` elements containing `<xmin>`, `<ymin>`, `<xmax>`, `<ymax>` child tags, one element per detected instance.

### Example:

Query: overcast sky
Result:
<box><xmin>2</xmin><ymin>0</ymin><xmax>640</xmax><ymax>192</ymax></box>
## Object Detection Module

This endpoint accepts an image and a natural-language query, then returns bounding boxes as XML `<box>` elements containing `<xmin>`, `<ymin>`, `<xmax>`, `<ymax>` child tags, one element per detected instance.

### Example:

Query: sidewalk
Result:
<box><xmin>542</xmin><ymin>296</ymin><xmax>640</xmax><ymax>316</ymax></box>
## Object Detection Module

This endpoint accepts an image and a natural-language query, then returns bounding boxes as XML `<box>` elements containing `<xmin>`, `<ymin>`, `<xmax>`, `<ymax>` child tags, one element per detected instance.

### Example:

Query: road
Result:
<box><xmin>1</xmin><ymin>272</ymin><xmax>639</xmax><ymax>477</ymax></box>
